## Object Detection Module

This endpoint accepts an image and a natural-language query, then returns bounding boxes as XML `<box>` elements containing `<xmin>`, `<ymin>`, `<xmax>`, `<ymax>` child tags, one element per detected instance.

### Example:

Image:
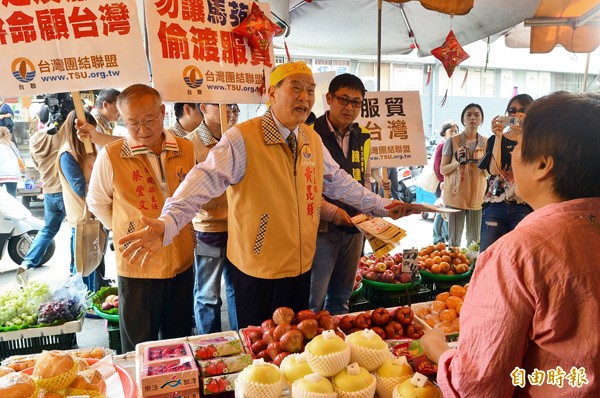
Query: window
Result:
<box><xmin>438</xmin><ymin>67</ymin><xmax>495</xmax><ymax>96</ymax></box>
<box><xmin>391</xmin><ymin>64</ymin><xmax>424</xmax><ymax>93</ymax></box>
<box><xmin>554</xmin><ymin>73</ymin><xmax>584</xmax><ymax>93</ymax></box>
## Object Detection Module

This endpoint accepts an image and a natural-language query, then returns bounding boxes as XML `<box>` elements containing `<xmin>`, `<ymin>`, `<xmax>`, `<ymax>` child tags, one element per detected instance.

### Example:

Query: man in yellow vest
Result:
<box><xmin>91</xmin><ymin>89</ymin><xmax>120</xmax><ymax>136</ymax></box>
<box><xmin>118</xmin><ymin>63</ymin><xmax>416</xmax><ymax>328</ymax></box>
<box><xmin>85</xmin><ymin>84</ymin><xmax>196</xmax><ymax>352</ymax></box>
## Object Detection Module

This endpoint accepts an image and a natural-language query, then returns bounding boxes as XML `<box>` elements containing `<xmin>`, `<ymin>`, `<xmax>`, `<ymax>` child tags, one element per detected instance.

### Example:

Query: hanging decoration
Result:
<box><xmin>431</xmin><ymin>30</ymin><xmax>469</xmax><ymax>78</ymax></box>
<box><xmin>233</xmin><ymin>2</ymin><xmax>282</xmax><ymax>57</ymax></box>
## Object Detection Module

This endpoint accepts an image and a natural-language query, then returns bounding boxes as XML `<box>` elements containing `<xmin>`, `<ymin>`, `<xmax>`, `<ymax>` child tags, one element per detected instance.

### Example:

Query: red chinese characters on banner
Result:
<box><xmin>154</xmin><ymin>0</ymin><xmax>272</xmax><ymax>67</ymax></box>
<box><xmin>0</xmin><ymin>2</ymin><xmax>132</xmax><ymax>45</ymax></box>
<box><xmin>304</xmin><ymin>165</ymin><xmax>318</xmax><ymax>218</ymax></box>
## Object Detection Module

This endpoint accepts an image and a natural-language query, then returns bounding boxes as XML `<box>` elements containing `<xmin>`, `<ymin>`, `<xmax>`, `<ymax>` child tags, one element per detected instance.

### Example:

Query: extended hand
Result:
<box><xmin>385</xmin><ymin>200</ymin><xmax>420</xmax><ymax>219</ymax></box>
<box><xmin>420</xmin><ymin>327</ymin><xmax>451</xmax><ymax>364</ymax></box>
<box><xmin>118</xmin><ymin>216</ymin><xmax>165</xmax><ymax>267</ymax></box>
<box><xmin>75</xmin><ymin>120</ymin><xmax>97</xmax><ymax>143</ymax></box>
<box><xmin>332</xmin><ymin>208</ymin><xmax>354</xmax><ymax>227</ymax></box>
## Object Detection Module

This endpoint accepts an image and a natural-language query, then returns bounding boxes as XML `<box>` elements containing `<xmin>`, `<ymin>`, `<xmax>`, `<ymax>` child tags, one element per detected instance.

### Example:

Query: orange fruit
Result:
<box><xmin>447</xmin><ymin>270</ymin><xmax>455</xmax><ymax>275</ymax></box>
<box><xmin>431</xmin><ymin>300</ymin><xmax>446</xmax><ymax>312</ymax></box>
<box><xmin>458</xmin><ymin>253</ymin><xmax>468</xmax><ymax>263</ymax></box>
<box><xmin>425</xmin><ymin>245</ymin><xmax>435</xmax><ymax>254</ymax></box>
<box><xmin>435</xmin><ymin>242</ymin><xmax>446</xmax><ymax>251</ymax></box>
<box><xmin>430</xmin><ymin>264</ymin><xmax>442</xmax><ymax>274</ymax></box>
<box><xmin>439</xmin><ymin>321</ymin><xmax>453</xmax><ymax>334</ymax></box>
<box><xmin>452</xmin><ymin>257</ymin><xmax>462</xmax><ymax>265</ymax></box>
<box><xmin>425</xmin><ymin>314</ymin><xmax>440</xmax><ymax>328</ymax></box>
<box><xmin>436</xmin><ymin>292</ymin><xmax>450</xmax><ymax>302</ymax></box>
<box><xmin>424</xmin><ymin>258</ymin><xmax>435</xmax><ymax>268</ymax></box>
<box><xmin>441</xmin><ymin>255</ymin><xmax>452</xmax><ymax>263</ymax></box>
<box><xmin>439</xmin><ymin>308</ymin><xmax>458</xmax><ymax>323</ymax></box>
<box><xmin>433</xmin><ymin>256</ymin><xmax>443</xmax><ymax>264</ymax></box>
<box><xmin>450</xmin><ymin>285</ymin><xmax>467</xmax><ymax>298</ymax></box>
<box><xmin>445</xmin><ymin>296</ymin><xmax>463</xmax><ymax>310</ymax></box>
<box><xmin>455</xmin><ymin>264</ymin><xmax>469</xmax><ymax>274</ymax></box>
<box><xmin>456</xmin><ymin>302</ymin><xmax>463</xmax><ymax>315</ymax></box>
<box><xmin>440</xmin><ymin>262</ymin><xmax>451</xmax><ymax>273</ymax></box>
<box><xmin>431</xmin><ymin>251</ymin><xmax>441</xmax><ymax>258</ymax></box>
<box><xmin>416</xmin><ymin>308</ymin><xmax>431</xmax><ymax>318</ymax></box>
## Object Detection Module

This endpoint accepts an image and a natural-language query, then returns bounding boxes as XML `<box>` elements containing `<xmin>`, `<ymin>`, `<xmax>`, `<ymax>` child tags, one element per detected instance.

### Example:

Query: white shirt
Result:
<box><xmin>160</xmin><ymin>111</ymin><xmax>392</xmax><ymax>245</ymax></box>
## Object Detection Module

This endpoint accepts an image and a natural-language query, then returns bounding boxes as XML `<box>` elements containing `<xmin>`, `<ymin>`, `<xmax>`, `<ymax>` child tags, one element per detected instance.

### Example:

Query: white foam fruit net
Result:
<box><xmin>305</xmin><ymin>346</ymin><xmax>351</xmax><ymax>377</ymax></box>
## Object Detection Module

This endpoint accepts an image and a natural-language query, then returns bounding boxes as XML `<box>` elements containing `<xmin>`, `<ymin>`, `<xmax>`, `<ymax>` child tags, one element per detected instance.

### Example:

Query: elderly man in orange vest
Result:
<box><xmin>85</xmin><ymin>84</ymin><xmax>196</xmax><ymax>352</ymax></box>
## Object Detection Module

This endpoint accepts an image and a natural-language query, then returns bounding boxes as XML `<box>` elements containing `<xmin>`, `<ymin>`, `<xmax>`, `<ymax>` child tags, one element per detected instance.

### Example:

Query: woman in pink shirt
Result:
<box><xmin>421</xmin><ymin>91</ymin><xmax>600</xmax><ymax>397</ymax></box>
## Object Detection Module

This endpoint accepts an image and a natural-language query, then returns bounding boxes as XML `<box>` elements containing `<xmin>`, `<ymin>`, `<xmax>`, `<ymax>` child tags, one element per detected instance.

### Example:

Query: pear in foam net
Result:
<box><xmin>291</xmin><ymin>373</ymin><xmax>337</xmax><ymax>398</ymax></box>
<box><xmin>304</xmin><ymin>329</ymin><xmax>351</xmax><ymax>377</ymax></box>
<box><xmin>345</xmin><ymin>328</ymin><xmax>390</xmax><ymax>372</ymax></box>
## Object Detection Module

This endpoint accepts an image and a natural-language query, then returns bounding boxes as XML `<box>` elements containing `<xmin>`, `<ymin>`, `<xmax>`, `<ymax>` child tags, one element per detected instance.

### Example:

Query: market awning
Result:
<box><xmin>269</xmin><ymin>0</ymin><xmax>540</xmax><ymax>57</ymax></box>
<box><xmin>518</xmin><ymin>0</ymin><xmax>600</xmax><ymax>53</ymax></box>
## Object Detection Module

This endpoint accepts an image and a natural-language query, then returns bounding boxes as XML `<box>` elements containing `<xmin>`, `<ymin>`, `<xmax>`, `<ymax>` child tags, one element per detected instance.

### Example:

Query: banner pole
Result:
<box><xmin>71</xmin><ymin>91</ymin><xmax>94</xmax><ymax>154</ymax></box>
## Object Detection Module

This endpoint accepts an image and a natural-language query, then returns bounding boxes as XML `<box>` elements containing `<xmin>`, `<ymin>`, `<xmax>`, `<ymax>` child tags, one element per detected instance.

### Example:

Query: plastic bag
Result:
<box><xmin>37</xmin><ymin>274</ymin><xmax>88</xmax><ymax>325</ymax></box>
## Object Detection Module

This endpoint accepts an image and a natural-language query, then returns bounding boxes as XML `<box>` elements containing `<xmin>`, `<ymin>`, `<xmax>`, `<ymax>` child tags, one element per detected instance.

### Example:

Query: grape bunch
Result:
<box><xmin>0</xmin><ymin>281</ymin><xmax>50</xmax><ymax>328</ymax></box>
<box><xmin>37</xmin><ymin>299</ymin><xmax>78</xmax><ymax>324</ymax></box>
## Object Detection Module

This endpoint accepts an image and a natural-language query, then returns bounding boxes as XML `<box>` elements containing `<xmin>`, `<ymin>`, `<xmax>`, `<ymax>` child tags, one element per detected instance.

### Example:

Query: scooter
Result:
<box><xmin>0</xmin><ymin>187</ymin><xmax>55</xmax><ymax>265</ymax></box>
<box><xmin>396</xmin><ymin>166</ymin><xmax>417</xmax><ymax>203</ymax></box>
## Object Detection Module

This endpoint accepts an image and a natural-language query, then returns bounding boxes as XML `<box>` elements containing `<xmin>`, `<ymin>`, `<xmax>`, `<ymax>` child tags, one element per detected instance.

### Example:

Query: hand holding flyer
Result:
<box><xmin>351</xmin><ymin>214</ymin><xmax>407</xmax><ymax>258</ymax></box>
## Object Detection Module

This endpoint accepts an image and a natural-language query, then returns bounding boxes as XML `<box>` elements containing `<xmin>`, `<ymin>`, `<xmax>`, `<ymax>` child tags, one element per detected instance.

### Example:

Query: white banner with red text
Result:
<box><xmin>0</xmin><ymin>0</ymin><xmax>149</xmax><ymax>97</ymax></box>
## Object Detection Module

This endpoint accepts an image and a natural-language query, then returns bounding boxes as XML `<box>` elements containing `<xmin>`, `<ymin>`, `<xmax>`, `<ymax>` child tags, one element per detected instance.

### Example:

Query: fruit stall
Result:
<box><xmin>0</xmin><ymin>244</ymin><xmax>476</xmax><ymax>397</ymax></box>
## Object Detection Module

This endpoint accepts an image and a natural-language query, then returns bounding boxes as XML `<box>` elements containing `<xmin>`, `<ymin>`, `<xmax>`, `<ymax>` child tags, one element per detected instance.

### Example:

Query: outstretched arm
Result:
<box><xmin>118</xmin><ymin>216</ymin><xmax>166</xmax><ymax>267</ymax></box>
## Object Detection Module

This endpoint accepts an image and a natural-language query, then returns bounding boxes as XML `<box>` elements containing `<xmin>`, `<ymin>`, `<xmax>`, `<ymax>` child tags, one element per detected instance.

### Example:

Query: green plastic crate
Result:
<box><xmin>107</xmin><ymin>321</ymin><xmax>122</xmax><ymax>354</ymax></box>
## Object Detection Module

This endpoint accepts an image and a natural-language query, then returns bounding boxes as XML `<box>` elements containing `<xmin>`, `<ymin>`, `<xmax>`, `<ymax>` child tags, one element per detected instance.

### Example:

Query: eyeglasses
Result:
<box><xmin>124</xmin><ymin>115</ymin><xmax>161</xmax><ymax>130</ymax></box>
<box><xmin>332</xmin><ymin>94</ymin><xmax>363</xmax><ymax>109</ymax></box>
<box><xmin>208</xmin><ymin>104</ymin><xmax>240</xmax><ymax>114</ymax></box>
<box><xmin>507</xmin><ymin>107</ymin><xmax>527</xmax><ymax>115</ymax></box>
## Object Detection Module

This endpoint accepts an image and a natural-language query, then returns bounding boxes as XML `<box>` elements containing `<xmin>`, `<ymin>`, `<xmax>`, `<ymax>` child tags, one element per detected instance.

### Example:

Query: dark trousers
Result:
<box><xmin>118</xmin><ymin>266</ymin><xmax>194</xmax><ymax>353</ymax></box>
<box><xmin>229</xmin><ymin>260</ymin><xmax>311</xmax><ymax>328</ymax></box>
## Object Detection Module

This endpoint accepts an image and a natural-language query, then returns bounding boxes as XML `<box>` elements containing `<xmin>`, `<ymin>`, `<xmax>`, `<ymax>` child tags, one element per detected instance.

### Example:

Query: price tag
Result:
<box><xmin>402</xmin><ymin>248</ymin><xmax>419</xmax><ymax>273</ymax></box>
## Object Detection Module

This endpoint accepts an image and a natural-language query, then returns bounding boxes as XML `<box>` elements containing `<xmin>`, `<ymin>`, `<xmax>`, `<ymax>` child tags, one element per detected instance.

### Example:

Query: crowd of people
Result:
<box><xmin>5</xmin><ymin>63</ymin><xmax>599</xmax><ymax>396</ymax></box>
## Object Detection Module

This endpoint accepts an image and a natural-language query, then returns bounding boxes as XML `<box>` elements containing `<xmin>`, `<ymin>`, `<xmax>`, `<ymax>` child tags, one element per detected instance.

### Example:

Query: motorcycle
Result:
<box><xmin>0</xmin><ymin>187</ymin><xmax>55</xmax><ymax>265</ymax></box>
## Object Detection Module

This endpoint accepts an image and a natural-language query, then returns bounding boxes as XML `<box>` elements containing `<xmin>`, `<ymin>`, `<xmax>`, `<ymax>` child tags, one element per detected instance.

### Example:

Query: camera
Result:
<box><xmin>498</xmin><ymin>116</ymin><xmax>522</xmax><ymax>127</ymax></box>
<box><xmin>458</xmin><ymin>150</ymin><xmax>469</xmax><ymax>165</ymax></box>
<box><xmin>42</xmin><ymin>93</ymin><xmax>75</xmax><ymax>134</ymax></box>
<box><xmin>492</xmin><ymin>178</ymin><xmax>505</xmax><ymax>196</ymax></box>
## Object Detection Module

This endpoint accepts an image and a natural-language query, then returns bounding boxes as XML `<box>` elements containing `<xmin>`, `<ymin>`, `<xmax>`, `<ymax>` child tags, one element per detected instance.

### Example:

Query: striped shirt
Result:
<box><xmin>160</xmin><ymin>111</ymin><xmax>392</xmax><ymax>245</ymax></box>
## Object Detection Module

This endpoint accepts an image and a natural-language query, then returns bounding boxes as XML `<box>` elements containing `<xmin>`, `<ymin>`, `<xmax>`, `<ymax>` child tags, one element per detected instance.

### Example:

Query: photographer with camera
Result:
<box><xmin>16</xmin><ymin>96</ymin><xmax>70</xmax><ymax>286</ymax></box>
<box><xmin>440</xmin><ymin>103</ymin><xmax>488</xmax><ymax>248</ymax></box>
<box><xmin>477</xmin><ymin>94</ymin><xmax>534</xmax><ymax>253</ymax></box>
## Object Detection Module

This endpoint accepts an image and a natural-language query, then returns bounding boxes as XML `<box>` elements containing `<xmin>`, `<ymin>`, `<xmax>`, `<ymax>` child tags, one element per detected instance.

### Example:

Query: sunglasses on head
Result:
<box><xmin>508</xmin><ymin>107</ymin><xmax>527</xmax><ymax>114</ymax></box>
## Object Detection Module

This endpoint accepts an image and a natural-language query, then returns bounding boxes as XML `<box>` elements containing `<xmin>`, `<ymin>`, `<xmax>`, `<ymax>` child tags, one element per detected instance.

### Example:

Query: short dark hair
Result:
<box><xmin>328</xmin><ymin>73</ymin><xmax>366</xmax><ymax>98</ymax></box>
<box><xmin>96</xmin><ymin>89</ymin><xmax>120</xmax><ymax>107</ymax></box>
<box><xmin>174</xmin><ymin>103</ymin><xmax>198</xmax><ymax>119</ymax></box>
<box><xmin>440</xmin><ymin>121</ymin><xmax>458</xmax><ymax>137</ymax></box>
<box><xmin>520</xmin><ymin>92</ymin><xmax>600</xmax><ymax>200</ymax></box>
<box><xmin>506</xmin><ymin>94</ymin><xmax>534</xmax><ymax>114</ymax></box>
<box><xmin>460</xmin><ymin>103</ymin><xmax>484</xmax><ymax>126</ymax></box>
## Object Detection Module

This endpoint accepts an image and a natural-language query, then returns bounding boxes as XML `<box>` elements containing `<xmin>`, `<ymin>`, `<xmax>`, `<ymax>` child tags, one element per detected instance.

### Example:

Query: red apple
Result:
<box><xmin>383</xmin><ymin>256</ymin><xmax>395</xmax><ymax>268</ymax></box>
<box><xmin>261</xmin><ymin>319</ymin><xmax>276</xmax><ymax>333</ymax></box>
<box><xmin>297</xmin><ymin>319</ymin><xmax>318</xmax><ymax>340</ymax></box>
<box><xmin>246</xmin><ymin>329</ymin><xmax>262</xmax><ymax>344</ymax></box>
<box><xmin>295</xmin><ymin>309</ymin><xmax>316</xmax><ymax>323</ymax></box>
<box><xmin>393</xmin><ymin>307</ymin><xmax>414</xmax><ymax>326</ymax></box>
<box><xmin>272</xmin><ymin>351</ymin><xmax>291</xmax><ymax>367</ymax></box>
<box><xmin>371</xmin><ymin>326</ymin><xmax>387</xmax><ymax>340</ymax></box>
<box><xmin>279</xmin><ymin>330</ymin><xmax>304</xmax><ymax>353</ymax></box>
<box><xmin>315</xmin><ymin>310</ymin><xmax>331</xmax><ymax>320</ymax></box>
<box><xmin>272</xmin><ymin>307</ymin><xmax>295</xmax><ymax>325</ymax></box>
<box><xmin>255</xmin><ymin>350</ymin><xmax>270</xmax><ymax>361</ymax></box>
<box><xmin>262</xmin><ymin>327</ymin><xmax>276</xmax><ymax>343</ymax></box>
<box><xmin>251</xmin><ymin>339</ymin><xmax>268</xmax><ymax>355</ymax></box>
<box><xmin>375</xmin><ymin>262</ymin><xmax>387</xmax><ymax>273</ymax></box>
<box><xmin>273</xmin><ymin>324</ymin><xmax>292</xmax><ymax>341</ymax></box>
<box><xmin>390</xmin><ymin>264</ymin><xmax>402</xmax><ymax>276</ymax></box>
<box><xmin>381</xmin><ymin>269</ymin><xmax>395</xmax><ymax>283</ymax></box>
<box><xmin>266</xmin><ymin>341</ymin><xmax>283</xmax><ymax>360</ymax></box>
<box><xmin>338</xmin><ymin>315</ymin><xmax>355</xmax><ymax>333</ymax></box>
<box><xmin>352</xmin><ymin>312</ymin><xmax>371</xmax><ymax>330</ymax></box>
<box><xmin>370</xmin><ymin>307</ymin><xmax>391</xmax><ymax>327</ymax></box>
<box><xmin>400</xmin><ymin>273</ymin><xmax>412</xmax><ymax>284</ymax></box>
<box><xmin>317</xmin><ymin>315</ymin><xmax>335</xmax><ymax>330</ymax></box>
<box><xmin>365</xmin><ymin>271</ymin><xmax>378</xmax><ymax>281</ymax></box>
<box><xmin>384</xmin><ymin>321</ymin><xmax>404</xmax><ymax>339</ymax></box>
<box><xmin>393</xmin><ymin>253</ymin><xmax>403</xmax><ymax>264</ymax></box>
